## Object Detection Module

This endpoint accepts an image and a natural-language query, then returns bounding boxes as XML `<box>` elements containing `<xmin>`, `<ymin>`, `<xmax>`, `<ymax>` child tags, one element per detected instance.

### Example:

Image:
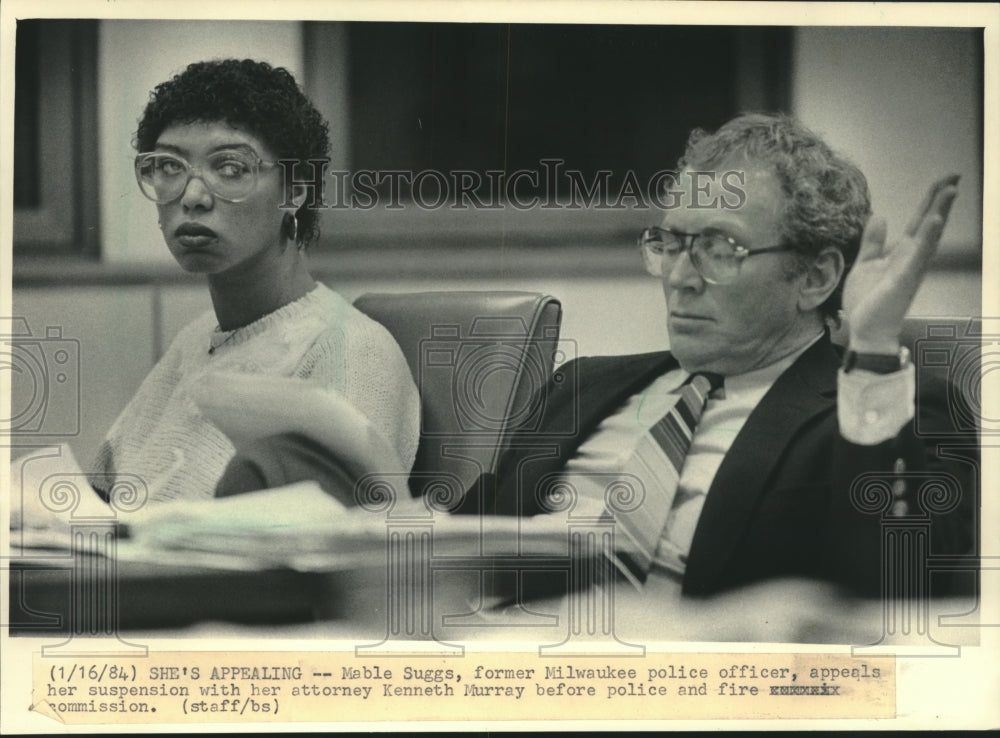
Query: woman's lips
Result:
<box><xmin>175</xmin><ymin>223</ymin><xmax>218</xmax><ymax>249</ymax></box>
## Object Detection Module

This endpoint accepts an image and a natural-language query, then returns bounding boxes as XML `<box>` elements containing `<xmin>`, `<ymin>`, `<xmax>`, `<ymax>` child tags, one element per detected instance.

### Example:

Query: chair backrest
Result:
<box><xmin>354</xmin><ymin>291</ymin><xmax>563</xmax><ymax>497</ymax></box>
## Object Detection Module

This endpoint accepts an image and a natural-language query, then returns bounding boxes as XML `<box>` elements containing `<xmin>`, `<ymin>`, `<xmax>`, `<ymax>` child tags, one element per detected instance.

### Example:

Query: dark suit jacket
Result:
<box><xmin>459</xmin><ymin>335</ymin><xmax>977</xmax><ymax>597</ymax></box>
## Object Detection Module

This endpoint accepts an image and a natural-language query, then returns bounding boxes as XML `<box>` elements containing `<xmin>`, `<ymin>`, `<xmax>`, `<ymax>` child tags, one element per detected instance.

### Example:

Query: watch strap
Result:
<box><xmin>842</xmin><ymin>346</ymin><xmax>910</xmax><ymax>374</ymax></box>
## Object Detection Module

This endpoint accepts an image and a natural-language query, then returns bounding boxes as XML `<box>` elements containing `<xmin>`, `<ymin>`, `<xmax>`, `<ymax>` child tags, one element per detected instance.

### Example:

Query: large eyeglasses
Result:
<box><xmin>638</xmin><ymin>226</ymin><xmax>795</xmax><ymax>285</ymax></box>
<box><xmin>134</xmin><ymin>150</ymin><xmax>278</xmax><ymax>204</ymax></box>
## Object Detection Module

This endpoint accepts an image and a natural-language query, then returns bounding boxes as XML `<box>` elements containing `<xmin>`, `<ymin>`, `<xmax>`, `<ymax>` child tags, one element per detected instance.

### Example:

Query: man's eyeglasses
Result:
<box><xmin>134</xmin><ymin>150</ymin><xmax>279</xmax><ymax>204</ymax></box>
<box><xmin>638</xmin><ymin>226</ymin><xmax>795</xmax><ymax>285</ymax></box>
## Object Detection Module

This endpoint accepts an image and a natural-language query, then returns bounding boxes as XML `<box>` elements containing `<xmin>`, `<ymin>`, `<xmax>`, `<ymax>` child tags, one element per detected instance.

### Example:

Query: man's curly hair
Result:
<box><xmin>135</xmin><ymin>58</ymin><xmax>330</xmax><ymax>248</ymax></box>
<box><xmin>678</xmin><ymin>112</ymin><xmax>872</xmax><ymax>321</ymax></box>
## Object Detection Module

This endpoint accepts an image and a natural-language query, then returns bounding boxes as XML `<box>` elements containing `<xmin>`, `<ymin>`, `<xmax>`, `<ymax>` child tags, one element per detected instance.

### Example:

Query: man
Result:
<box><xmin>214</xmin><ymin>112</ymin><xmax>975</xmax><ymax>602</ymax></box>
<box><xmin>463</xmin><ymin>113</ymin><xmax>976</xmax><ymax>598</ymax></box>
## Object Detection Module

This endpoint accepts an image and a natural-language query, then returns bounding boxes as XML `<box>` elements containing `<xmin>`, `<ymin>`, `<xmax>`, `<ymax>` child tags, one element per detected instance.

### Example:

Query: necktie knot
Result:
<box><xmin>686</xmin><ymin>372</ymin><xmax>724</xmax><ymax>403</ymax></box>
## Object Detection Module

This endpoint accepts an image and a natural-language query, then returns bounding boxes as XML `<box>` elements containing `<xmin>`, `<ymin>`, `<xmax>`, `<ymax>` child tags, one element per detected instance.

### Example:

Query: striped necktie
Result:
<box><xmin>608</xmin><ymin>372</ymin><xmax>721</xmax><ymax>583</ymax></box>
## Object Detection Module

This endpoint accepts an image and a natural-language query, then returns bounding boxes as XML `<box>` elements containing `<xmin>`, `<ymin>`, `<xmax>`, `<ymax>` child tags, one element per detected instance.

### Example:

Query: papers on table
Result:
<box><xmin>7</xmin><ymin>444</ymin><xmax>112</xmax><ymax>550</ymax></box>
<box><xmin>8</xmin><ymin>444</ymin><xmax>596</xmax><ymax>574</ymax></box>
<box><xmin>118</xmin><ymin>482</ymin><xmax>585</xmax><ymax>572</ymax></box>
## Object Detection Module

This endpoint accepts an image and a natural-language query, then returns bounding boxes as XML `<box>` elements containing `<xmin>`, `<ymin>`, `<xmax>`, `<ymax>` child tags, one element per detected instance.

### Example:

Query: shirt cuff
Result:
<box><xmin>838</xmin><ymin>364</ymin><xmax>915</xmax><ymax>445</ymax></box>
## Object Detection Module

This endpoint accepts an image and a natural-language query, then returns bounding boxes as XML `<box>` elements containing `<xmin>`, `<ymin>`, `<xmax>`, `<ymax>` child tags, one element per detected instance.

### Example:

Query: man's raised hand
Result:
<box><xmin>843</xmin><ymin>174</ymin><xmax>960</xmax><ymax>353</ymax></box>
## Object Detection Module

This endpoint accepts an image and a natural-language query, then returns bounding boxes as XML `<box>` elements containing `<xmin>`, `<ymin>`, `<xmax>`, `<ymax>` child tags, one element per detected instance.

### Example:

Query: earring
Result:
<box><xmin>284</xmin><ymin>212</ymin><xmax>298</xmax><ymax>244</ymax></box>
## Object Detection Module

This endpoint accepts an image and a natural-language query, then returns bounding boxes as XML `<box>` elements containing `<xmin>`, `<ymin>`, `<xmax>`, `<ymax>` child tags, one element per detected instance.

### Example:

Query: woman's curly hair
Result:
<box><xmin>135</xmin><ymin>58</ymin><xmax>330</xmax><ymax>248</ymax></box>
<box><xmin>679</xmin><ymin>112</ymin><xmax>872</xmax><ymax>321</ymax></box>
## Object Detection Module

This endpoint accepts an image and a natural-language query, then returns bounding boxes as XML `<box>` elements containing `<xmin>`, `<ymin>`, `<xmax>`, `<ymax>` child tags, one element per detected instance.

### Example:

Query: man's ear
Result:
<box><xmin>798</xmin><ymin>246</ymin><xmax>845</xmax><ymax>312</ymax></box>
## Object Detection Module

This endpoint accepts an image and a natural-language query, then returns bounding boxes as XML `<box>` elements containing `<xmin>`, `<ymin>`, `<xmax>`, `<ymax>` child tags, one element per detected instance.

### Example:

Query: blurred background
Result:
<box><xmin>10</xmin><ymin>20</ymin><xmax>985</xmax><ymax>463</ymax></box>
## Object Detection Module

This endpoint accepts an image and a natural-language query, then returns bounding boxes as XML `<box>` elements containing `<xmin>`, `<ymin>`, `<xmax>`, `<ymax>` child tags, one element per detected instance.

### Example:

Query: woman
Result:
<box><xmin>90</xmin><ymin>59</ymin><xmax>420</xmax><ymax>504</ymax></box>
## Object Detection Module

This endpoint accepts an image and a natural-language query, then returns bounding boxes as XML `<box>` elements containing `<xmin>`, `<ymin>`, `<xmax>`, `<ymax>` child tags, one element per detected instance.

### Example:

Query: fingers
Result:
<box><xmin>856</xmin><ymin>215</ymin><xmax>888</xmax><ymax>263</ymax></box>
<box><xmin>867</xmin><ymin>177</ymin><xmax>959</xmax><ymax>270</ymax></box>
<box><xmin>930</xmin><ymin>180</ymin><xmax>960</xmax><ymax>226</ymax></box>
<box><xmin>904</xmin><ymin>182</ymin><xmax>959</xmax><ymax>270</ymax></box>
<box><xmin>904</xmin><ymin>174</ymin><xmax>960</xmax><ymax>237</ymax></box>
<box><xmin>901</xmin><ymin>185</ymin><xmax>957</xmax><ymax>279</ymax></box>
<box><xmin>903</xmin><ymin>180</ymin><xmax>941</xmax><ymax>237</ymax></box>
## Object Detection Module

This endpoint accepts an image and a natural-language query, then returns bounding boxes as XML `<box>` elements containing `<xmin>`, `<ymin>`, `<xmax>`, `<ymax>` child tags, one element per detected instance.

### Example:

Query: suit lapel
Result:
<box><xmin>682</xmin><ymin>337</ymin><xmax>840</xmax><ymax>594</ymax></box>
<box><xmin>570</xmin><ymin>352</ymin><xmax>679</xmax><ymax>449</ymax></box>
<box><xmin>495</xmin><ymin>351</ymin><xmax>677</xmax><ymax>516</ymax></box>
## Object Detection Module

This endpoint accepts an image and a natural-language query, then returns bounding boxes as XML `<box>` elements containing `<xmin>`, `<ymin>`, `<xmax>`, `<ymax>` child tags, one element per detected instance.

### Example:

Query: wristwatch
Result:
<box><xmin>842</xmin><ymin>346</ymin><xmax>911</xmax><ymax>374</ymax></box>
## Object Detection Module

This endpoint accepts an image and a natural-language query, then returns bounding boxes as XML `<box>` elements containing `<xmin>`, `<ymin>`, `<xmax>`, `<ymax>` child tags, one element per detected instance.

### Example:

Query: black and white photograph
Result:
<box><xmin>1</xmin><ymin>0</ymin><xmax>997</xmax><ymax>731</ymax></box>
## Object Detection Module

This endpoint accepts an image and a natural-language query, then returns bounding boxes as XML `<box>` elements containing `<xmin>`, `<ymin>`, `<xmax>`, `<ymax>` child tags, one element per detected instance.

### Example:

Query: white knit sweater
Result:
<box><xmin>90</xmin><ymin>283</ymin><xmax>420</xmax><ymax>503</ymax></box>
